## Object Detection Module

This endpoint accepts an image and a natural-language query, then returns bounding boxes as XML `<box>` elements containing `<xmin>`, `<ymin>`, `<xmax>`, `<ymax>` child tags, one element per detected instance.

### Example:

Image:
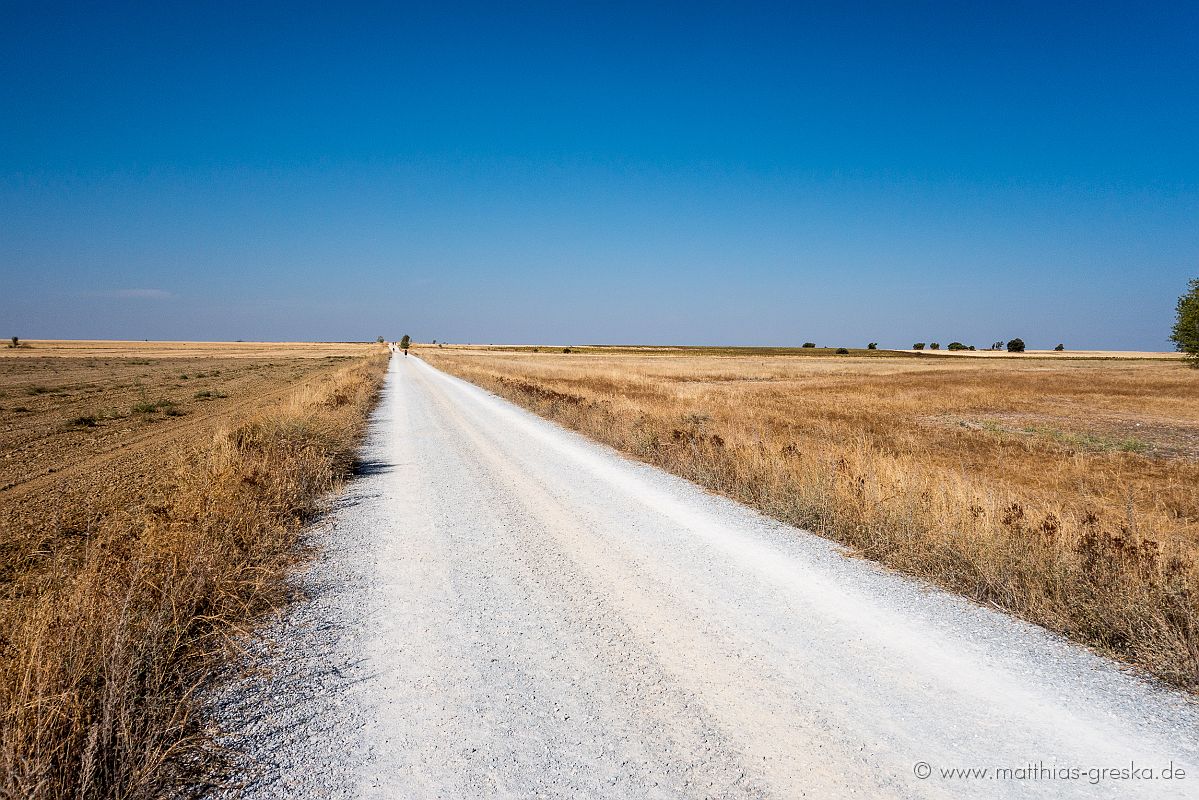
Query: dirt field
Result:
<box><xmin>419</xmin><ymin>345</ymin><xmax>1199</xmax><ymax>690</ymax></box>
<box><xmin>0</xmin><ymin>339</ymin><xmax>387</xmax><ymax>799</ymax></box>
<box><xmin>0</xmin><ymin>340</ymin><xmax>372</xmax><ymax>577</ymax></box>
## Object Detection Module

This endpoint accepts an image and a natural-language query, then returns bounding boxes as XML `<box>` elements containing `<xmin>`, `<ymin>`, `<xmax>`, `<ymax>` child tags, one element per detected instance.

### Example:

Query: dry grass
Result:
<box><xmin>420</xmin><ymin>346</ymin><xmax>1199</xmax><ymax>691</ymax></box>
<box><xmin>0</xmin><ymin>342</ymin><xmax>388</xmax><ymax>799</ymax></box>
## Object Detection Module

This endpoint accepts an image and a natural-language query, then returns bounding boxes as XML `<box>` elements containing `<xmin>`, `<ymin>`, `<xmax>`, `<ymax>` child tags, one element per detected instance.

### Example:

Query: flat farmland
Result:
<box><xmin>0</xmin><ymin>340</ymin><xmax>387</xmax><ymax>798</ymax></box>
<box><xmin>1</xmin><ymin>341</ymin><xmax>368</xmax><ymax>482</ymax></box>
<box><xmin>419</xmin><ymin>345</ymin><xmax>1199</xmax><ymax>689</ymax></box>
<box><xmin>0</xmin><ymin>340</ymin><xmax>371</xmax><ymax>575</ymax></box>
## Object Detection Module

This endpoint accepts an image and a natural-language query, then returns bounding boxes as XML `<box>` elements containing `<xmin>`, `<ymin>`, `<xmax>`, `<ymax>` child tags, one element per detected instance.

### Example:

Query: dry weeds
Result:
<box><xmin>421</xmin><ymin>347</ymin><xmax>1199</xmax><ymax>691</ymax></box>
<box><xmin>0</xmin><ymin>342</ymin><xmax>388</xmax><ymax>799</ymax></box>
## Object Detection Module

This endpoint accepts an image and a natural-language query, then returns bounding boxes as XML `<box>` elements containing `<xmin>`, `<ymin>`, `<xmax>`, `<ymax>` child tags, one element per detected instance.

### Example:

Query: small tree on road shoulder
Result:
<box><xmin>1007</xmin><ymin>338</ymin><xmax>1026</xmax><ymax>353</ymax></box>
<box><xmin>913</xmin><ymin>342</ymin><xmax>925</xmax><ymax>350</ymax></box>
<box><xmin>1171</xmin><ymin>278</ymin><xmax>1199</xmax><ymax>367</ymax></box>
<box><xmin>400</xmin><ymin>334</ymin><xmax>411</xmax><ymax>351</ymax></box>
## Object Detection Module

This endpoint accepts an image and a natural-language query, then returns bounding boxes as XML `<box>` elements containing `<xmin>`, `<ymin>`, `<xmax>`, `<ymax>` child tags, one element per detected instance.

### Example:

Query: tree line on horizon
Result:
<box><xmin>846</xmin><ymin>276</ymin><xmax>1198</xmax><ymax>360</ymax></box>
<box><xmin>909</xmin><ymin>339</ymin><xmax>1035</xmax><ymax>352</ymax></box>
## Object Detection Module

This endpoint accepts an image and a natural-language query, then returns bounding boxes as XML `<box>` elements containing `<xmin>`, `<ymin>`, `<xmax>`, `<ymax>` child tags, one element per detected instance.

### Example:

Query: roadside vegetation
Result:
<box><xmin>0</xmin><ymin>341</ymin><xmax>388</xmax><ymax>799</ymax></box>
<box><xmin>421</xmin><ymin>346</ymin><xmax>1199</xmax><ymax>691</ymax></box>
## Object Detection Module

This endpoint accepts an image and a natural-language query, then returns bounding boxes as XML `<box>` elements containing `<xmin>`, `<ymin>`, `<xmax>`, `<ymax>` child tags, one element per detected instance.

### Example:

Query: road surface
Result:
<box><xmin>219</xmin><ymin>354</ymin><xmax>1199</xmax><ymax>799</ymax></box>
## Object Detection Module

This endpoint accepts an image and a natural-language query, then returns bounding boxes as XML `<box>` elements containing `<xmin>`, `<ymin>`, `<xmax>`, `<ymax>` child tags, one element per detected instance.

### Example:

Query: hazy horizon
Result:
<box><xmin>6</xmin><ymin>338</ymin><xmax>1185</xmax><ymax>353</ymax></box>
<box><xmin>3</xmin><ymin>2</ymin><xmax>1196</xmax><ymax>351</ymax></box>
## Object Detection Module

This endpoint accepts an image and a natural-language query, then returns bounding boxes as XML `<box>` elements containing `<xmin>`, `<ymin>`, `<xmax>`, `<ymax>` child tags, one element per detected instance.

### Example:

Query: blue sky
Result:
<box><xmin>2</xmin><ymin>1</ymin><xmax>1196</xmax><ymax>348</ymax></box>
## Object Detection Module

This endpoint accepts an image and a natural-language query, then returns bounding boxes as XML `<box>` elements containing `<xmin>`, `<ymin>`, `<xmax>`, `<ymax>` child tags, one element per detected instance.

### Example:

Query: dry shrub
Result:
<box><xmin>423</xmin><ymin>350</ymin><xmax>1199</xmax><ymax>691</ymax></box>
<box><xmin>0</xmin><ymin>352</ymin><xmax>387</xmax><ymax>799</ymax></box>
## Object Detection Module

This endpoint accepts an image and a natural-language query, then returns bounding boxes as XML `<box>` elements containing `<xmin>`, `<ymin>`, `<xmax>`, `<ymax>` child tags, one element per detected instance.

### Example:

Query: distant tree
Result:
<box><xmin>376</xmin><ymin>336</ymin><xmax>385</xmax><ymax>343</ymax></box>
<box><xmin>400</xmin><ymin>334</ymin><xmax>411</xmax><ymax>351</ymax></box>
<box><xmin>991</xmin><ymin>341</ymin><xmax>1004</xmax><ymax>351</ymax></box>
<box><xmin>835</xmin><ymin>347</ymin><xmax>849</xmax><ymax>354</ymax></box>
<box><xmin>1007</xmin><ymin>338</ymin><xmax>1026</xmax><ymax>353</ymax></box>
<box><xmin>1054</xmin><ymin>343</ymin><xmax>1065</xmax><ymax>351</ymax></box>
<box><xmin>968</xmin><ymin>345</ymin><xmax>976</xmax><ymax>351</ymax></box>
<box><xmin>1171</xmin><ymin>278</ymin><xmax>1199</xmax><ymax>367</ymax></box>
<box><xmin>929</xmin><ymin>342</ymin><xmax>940</xmax><ymax>350</ymax></box>
<box><xmin>913</xmin><ymin>342</ymin><xmax>925</xmax><ymax>350</ymax></box>
<box><xmin>867</xmin><ymin>342</ymin><xmax>878</xmax><ymax>350</ymax></box>
<box><xmin>802</xmin><ymin>342</ymin><xmax>816</xmax><ymax>348</ymax></box>
<box><xmin>8</xmin><ymin>336</ymin><xmax>17</xmax><ymax>348</ymax></box>
<box><xmin>563</xmin><ymin>347</ymin><xmax>572</xmax><ymax>353</ymax></box>
<box><xmin>947</xmin><ymin>342</ymin><xmax>968</xmax><ymax>350</ymax></box>
<box><xmin>432</xmin><ymin>339</ymin><xmax>437</xmax><ymax>344</ymax></box>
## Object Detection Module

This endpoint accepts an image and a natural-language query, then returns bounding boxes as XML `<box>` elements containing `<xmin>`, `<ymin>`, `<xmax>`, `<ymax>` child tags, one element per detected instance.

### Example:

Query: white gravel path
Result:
<box><xmin>217</xmin><ymin>354</ymin><xmax>1199</xmax><ymax>799</ymax></box>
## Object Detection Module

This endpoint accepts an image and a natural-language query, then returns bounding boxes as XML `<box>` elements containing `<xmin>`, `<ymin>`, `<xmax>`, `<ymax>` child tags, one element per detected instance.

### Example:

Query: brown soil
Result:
<box><xmin>0</xmin><ymin>341</ymin><xmax>373</xmax><ymax>588</ymax></box>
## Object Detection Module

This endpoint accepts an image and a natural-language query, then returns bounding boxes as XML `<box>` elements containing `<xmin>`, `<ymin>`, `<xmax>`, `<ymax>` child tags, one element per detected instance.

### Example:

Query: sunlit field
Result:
<box><xmin>421</xmin><ymin>345</ymin><xmax>1199</xmax><ymax>690</ymax></box>
<box><xmin>0</xmin><ymin>340</ymin><xmax>387</xmax><ymax>798</ymax></box>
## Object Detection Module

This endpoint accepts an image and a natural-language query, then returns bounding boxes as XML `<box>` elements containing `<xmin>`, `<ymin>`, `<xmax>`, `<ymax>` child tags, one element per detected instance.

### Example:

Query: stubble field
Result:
<box><xmin>0</xmin><ymin>340</ymin><xmax>387</xmax><ymax>799</ymax></box>
<box><xmin>420</xmin><ymin>345</ymin><xmax>1199</xmax><ymax>691</ymax></box>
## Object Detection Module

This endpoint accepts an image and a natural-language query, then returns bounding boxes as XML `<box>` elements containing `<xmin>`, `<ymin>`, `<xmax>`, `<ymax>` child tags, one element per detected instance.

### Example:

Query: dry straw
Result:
<box><xmin>0</xmin><ymin>352</ymin><xmax>388</xmax><ymax>799</ymax></box>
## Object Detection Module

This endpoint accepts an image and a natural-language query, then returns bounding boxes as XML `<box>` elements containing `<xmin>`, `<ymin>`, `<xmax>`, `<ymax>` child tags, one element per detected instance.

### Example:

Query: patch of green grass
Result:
<box><xmin>132</xmin><ymin>398</ymin><xmax>176</xmax><ymax>414</ymax></box>
<box><xmin>978</xmin><ymin>419</ymin><xmax>1151</xmax><ymax>454</ymax></box>
<box><xmin>1026</xmin><ymin>427</ymin><xmax>1150</xmax><ymax>454</ymax></box>
<box><xmin>193</xmin><ymin>389</ymin><xmax>229</xmax><ymax>400</ymax></box>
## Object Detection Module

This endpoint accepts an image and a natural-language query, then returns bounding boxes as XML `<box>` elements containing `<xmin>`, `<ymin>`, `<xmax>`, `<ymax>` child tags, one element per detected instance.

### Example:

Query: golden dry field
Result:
<box><xmin>0</xmin><ymin>340</ymin><xmax>387</xmax><ymax>799</ymax></box>
<box><xmin>420</xmin><ymin>345</ymin><xmax>1199</xmax><ymax>690</ymax></box>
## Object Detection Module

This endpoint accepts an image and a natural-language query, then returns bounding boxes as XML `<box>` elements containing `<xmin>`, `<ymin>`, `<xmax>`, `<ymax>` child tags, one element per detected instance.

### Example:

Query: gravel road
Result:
<box><xmin>218</xmin><ymin>355</ymin><xmax>1199</xmax><ymax>799</ymax></box>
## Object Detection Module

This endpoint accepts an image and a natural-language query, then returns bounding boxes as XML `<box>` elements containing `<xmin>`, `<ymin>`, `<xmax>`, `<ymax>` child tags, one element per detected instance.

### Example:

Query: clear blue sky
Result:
<box><xmin>2</xmin><ymin>1</ymin><xmax>1196</xmax><ymax>349</ymax></box>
